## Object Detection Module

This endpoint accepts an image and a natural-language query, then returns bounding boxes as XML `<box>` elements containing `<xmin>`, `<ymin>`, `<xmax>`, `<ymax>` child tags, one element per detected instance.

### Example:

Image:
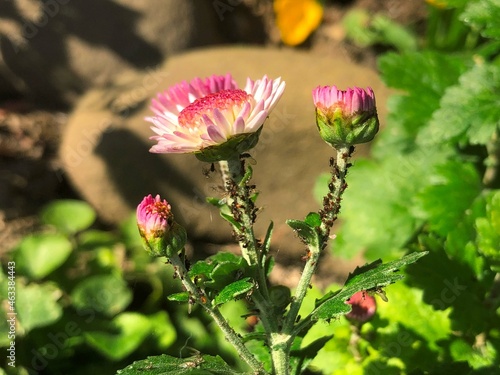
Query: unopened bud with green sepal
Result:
<box><xmin>313</xmin><ymin>85</ymin><xmax>379</xmax><ymax>148</ymax></box>
<box><xmin>136</xmin><ymin>194</ymin><xmax>187</xmax><ymax>257</ymax></box>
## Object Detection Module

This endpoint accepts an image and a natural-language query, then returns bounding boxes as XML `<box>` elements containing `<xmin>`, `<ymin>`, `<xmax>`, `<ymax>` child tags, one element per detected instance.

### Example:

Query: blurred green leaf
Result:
<box><xmin>312</xmin><ymin>252</ymin><xmax>426</xmax><ymax>320</ymax></box>
<box><xmin>461</xmin><ymin>0</ymin><xmax>500</xmax><ymax>39</ymax></box>
<box><xmin>147</xmin><ymin>311</ymin><xmax>176</xmax><ymax>349</ymax></box>
<box><xmin>116</xmin><ymin>354</ymin><xmax>244</xmax><ymax>374</ymax></box>
<box><xmin>213</xmin><ymin>278</ymin><xmax>253</xmax><ymax>306</ymax></box>
<box><xmin>71</xmin><ymin>274</ymin><xmax>132</xmax><ymax>317</ymax></box>
<box><xmin>120</xmin><ymin>213</ymin><xmax>143</xmax><ymax>249</ymax></box>
<box><xmin>14</xmin><ymin>233</ymin><xmax>72</xmax><ymax>280</ymax></box>
<box><xmin>418</xmin><ymin>63</ymin><xmax>500</xmax><ymax>146</ymax></box>
<box><xmin>377</xmin><ymin>282</ymin><xmax>451</xmax><ymax>352</ymax></box>
<box><xmin>84</xmin><ymin>312</ymin><xmax>151</xmax><ymax>361</ymax></box>
<box><xmin>78</xmin><ymin>229</ymin><xmax>118</xmax><ymax>250</ymax></box>
<box><xmin>371</xmin><ymin>14</ymin><xmax>418</xmax><ymax>52</ymax></box>
<box><xmin>40</xmin><ymin>199</ymin><xmax>96</xmax><ymax>234</ymax></box>
<box><xmin>450</xmin><ymin>337</ymin><xmax>497</xmax><ymax>368</ymax></box>
<box><xmin>476</xmin><ymin>190</ymin><xmax>500</xmax><ymax>270</ymax></box>
<box><xmin>17</xmin><ymin>282</ymin><xmax>62</xmax><ymax>332</ymax></box>
<box><xmin>414</xmin><ymin>160</ymin><xmax>482</xmax><ymax>236</ymax></box>
<box><xmin>377</xmin><ymin>51</ymin><xmax>467</xmax><ymax>147</ymax></box>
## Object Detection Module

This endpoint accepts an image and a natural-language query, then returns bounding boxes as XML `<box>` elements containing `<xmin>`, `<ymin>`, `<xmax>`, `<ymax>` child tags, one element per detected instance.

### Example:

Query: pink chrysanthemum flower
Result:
<box><xmin>137</xmin><ymin>194</ymin><xmax>186</xmax><ymax>257</ymax></box>
<box><xmin>146</xmin><ymin>74</ymin><xmax>285</xmax><ymax>162</ymax></box>
<box><xmin>312</xmin><ymin>85</ymin><xmax>379</xmax><ymax>148</ymax></box>
<box><xmin>345</xmin><ymin>290</ymin><xmax>377</xmax><ymax>323</ymax></box>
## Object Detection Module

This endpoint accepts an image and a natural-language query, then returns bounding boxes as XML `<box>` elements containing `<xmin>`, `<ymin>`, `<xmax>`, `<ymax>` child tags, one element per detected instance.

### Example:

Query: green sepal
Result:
<box><xmin>220</xmin><ymin>212</ymin><xmax>242</xmax><ymax>230</ymax></box>
<box><xmin>213</xmin><ymin>278</ymin><xmax>254</xmax><ymax>306</ymax></box>
<box><xmin>194</xmin><ymin>128</ymin><xmax>263</xmax><ymax>163</ymax></box>
<box><xmin>316</xmin><ymin>108</ymin><xmax>379</xmax><ymax>148</ymax></box>
<box><xmin>261</xmin><ymin>221</ymin><xmax>274</xmax><ymax>267</ymax></box>
<box><xmin>206</xmin><ymin>197</ymin><xmax>226</xmax><ymax>208</ymax></box>
<box><xmin>140</xmin><ymin>222</ymin><xmax>187</xmax><ymax>258</ymax></box>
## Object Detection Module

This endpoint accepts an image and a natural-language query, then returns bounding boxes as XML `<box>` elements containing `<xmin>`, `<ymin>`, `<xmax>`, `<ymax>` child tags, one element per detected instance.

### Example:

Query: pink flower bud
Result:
<box><xmin>345</xmin><ymin>290</ymin><xmax>377</xmax><ymax>323</ymax></box>
<box><xmin>313</xmin><ymin>85</ymin><xmax>379</xmax><ymax>148</ymax></box>
<box><xmin>136</xmin><ymin>194</ymin><xmax>186</xmax><ymax>257</ymax></box>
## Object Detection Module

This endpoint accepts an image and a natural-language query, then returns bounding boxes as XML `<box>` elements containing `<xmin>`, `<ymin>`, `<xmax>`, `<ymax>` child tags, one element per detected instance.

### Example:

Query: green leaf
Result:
<box><xmin>376</xmin><ymin>282</ymin><xmax>452</xmax><ymax>352</ymax></box>
<box><xmin>213</xmin><ymin>278</ymin><xmax>254</xmax><ymax>306</ymax></box>
<box><xmin>17</xmin><ymin>282</ymin><xmax>62</xmax><ymax>332</ymax></box>
<box><xmin>476</xmin><ymin>190</ymin><xmax>500</xmax><ymax>270</ymax></box>
<box><xmin>414</xmin><ymin>160</ymin><xmax>482</xmax><ymax>237</ymax></box>
<box><xmin>290</xmin><ymin>335</ymin><xmax>333</xmax><ymax>375</ymax></box>
<box><xmin>85</xmin><ymin>312</ymin><xmax>151</xmax><ymax>361</ymax></box>
<box><xmin>261</xmin><ymin>221</ymin><xmax>274</xmax><ymax>266</ymax></box>
<box><xmin>189</xmin><ymin>252</ymin><xmax>246</xmax><ymax>292</ymax></box>
<box><xmin>40</xmin><ymin>199</ymin><xmax>96</xmax><ymax>234</ymax></box>
<box><xmin>78</xmin><ymin>229</ymin><xmax>118</xmax><ymax>250</ymax></box>
<box><xmin>461</xmin><ymin>0</ymin><xmax>500</xmax><ymax>39</ymax></box>
<box><xmin>312</xmin><ymin>252</ymin><xmax>427</xmax><ymax>320</ymax></box>
<box><xmin>168</xmin><ymin>292</ymin><xmax>190</xmax><ymax>302</ymax></box>
<box><xmin>220</xmin><ymin>212</ymin><xmax>241</xmax><ymax>230</ymax></box>
<box><xmin>287</xmin><ymin>219</ymin><xmax>319</xmax><ymax>247</ymax></box>
<box><xmin>147</xmin><ymin>311</ymin><xmax>177</xmax><ymax>349</ymax></box>
<box><xmin>377</xmin><ymin>51</ymin><xmax>467</xmax><ymax>146</ymax></box>
<box><xmin>116</xmin><ymin>354</ymin><xmax>245</xmax><ymax>375</ymax></box>
<box><xmin>371</xmin><ymin>14</ymin><xmax>418</xmax><ymax>52</ymax></box>
<box><xmin>14</xmin><ymin>233</ymin><xmax>72</xmax><ymax>280</ymax></box>
<box><xmin>71</xmin><ymin>274</ymin><xmax>132</xmax><ymax>317</ymax></box>
<box><xmin>304</xmin><ymin>212</ymin><xmax>321</xmax><ymax>228</ymax></box>
<box><xmin>418</xmin><ymin>63</ymin><xmax>500</xmax><ymax>146</ymax></box>
<box><xmin>206</xmin><ymin>197</ymin><xmax>226</xmax><ymax>208</ymax></box>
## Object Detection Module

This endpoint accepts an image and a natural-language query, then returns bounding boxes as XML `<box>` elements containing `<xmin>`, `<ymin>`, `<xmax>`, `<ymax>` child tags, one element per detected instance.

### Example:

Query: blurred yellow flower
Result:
<box><xmin>425</xmin><ymin>0</ymin><xmax>448</xmax><ymax>9</ymax></box>
<box><xmin>274</xmin><ymin>0</ymin><xmax>324</xmax><ymax>46</ymax></box>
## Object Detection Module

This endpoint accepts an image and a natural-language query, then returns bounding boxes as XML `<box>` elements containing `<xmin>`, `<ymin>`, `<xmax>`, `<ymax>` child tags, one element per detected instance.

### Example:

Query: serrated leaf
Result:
<box><xmin>71</xmin><ymin>274</ymin><xmax>132</xmax><ymax>317</ymax></box>
<box><xmin>418</xmin><ymin>63</ymin><xmax>500</xmax><ymax>146</ymax></box>
<box><xmin>14</xmin><ymin>233</ymin><xmax>72</xmax><ymax>280</ymax></box>
<box><xmin>168</xmin><ymin>292</ymin><xmax>190</xmax><ymax>302</ymax></box>
<box><xmin>414</xmin><ymin>160</ymin><xmax>481</xmax><ymax>237</ymax></box>
<box><xmin>17</xmin><ymin>282</ymin><xmax>62</xmax><ymax>332</ymax></box>
<box><xmin>85</xmin><ymin>312</ymin><xmax>151</xmax><ymax>361</ymax></box>
<box><xmin>312</xmin><ymin>252</ymin><xmax>427</xmax><ymax>320</ymax></box>
<box><xmin>213</xmin><ymin>278</ymin><xmax>253</xmax><ymax>306</ymax></box>
<box><xmin>40</xmin><ymin>199</ymin><xmax>96</xmax><ymax>234</ymax></box>
<box><xmin>461</xmin><ymin>0</ymin><xmax>500</xmax><ymax>39</ymax></box>
<box><xmin>287</xmin><ymin>219</ymin><xmax>319</xmax><ymax>247</ymax></box>
<box><xmin>377</xmin><ymin>51</ymin><xmax>467</xmax><ymax>145</ymax></box>
<box><xmin>116</xmin><ymin>354</ymin><xmax>245</xmax><ymax>375</ymax></box>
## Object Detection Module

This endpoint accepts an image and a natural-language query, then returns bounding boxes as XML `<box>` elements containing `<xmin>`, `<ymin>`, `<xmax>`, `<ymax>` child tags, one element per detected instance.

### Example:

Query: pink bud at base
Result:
<box><xmin>346</xmin><ymin>291</ymin><xmax>377</xmax><ymax>323</ymax></box>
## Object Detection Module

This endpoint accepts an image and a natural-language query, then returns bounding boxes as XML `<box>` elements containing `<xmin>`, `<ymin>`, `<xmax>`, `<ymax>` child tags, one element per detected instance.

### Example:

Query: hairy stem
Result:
<box><xmin>168</xmin><ymin>252</ymin><xmax>267</xmax><ymax>374</ymax></box>
<box><xmin>483</xmin><ymin>129</ymin><xmax>500</xmax><ymax>187</ymax></box>
<box><xmin>283</xmin><ymin>146</ymin><xmax>354</xmax><ymax>335</ymax></box>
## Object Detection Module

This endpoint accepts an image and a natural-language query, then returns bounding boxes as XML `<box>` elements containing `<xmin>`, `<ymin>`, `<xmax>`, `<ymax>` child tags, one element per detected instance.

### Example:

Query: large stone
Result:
<box><xmin>60</xmin><ymin>46</ymin><xmax>390</xmax><ymax>259</ymax></box>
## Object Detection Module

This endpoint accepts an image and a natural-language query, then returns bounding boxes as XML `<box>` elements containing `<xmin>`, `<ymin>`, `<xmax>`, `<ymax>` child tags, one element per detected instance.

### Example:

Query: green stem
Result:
<box><xmin>283</xmin><ymin>146</ymin><xmax>353</xmax><ymax>335</ymax></box>
<box><xmin>169</xmin><ymin>252</ymin><xmax>267</xmax><ymax>374</ymax></box>
<box><xmin>219</xmin><ymin>158</ymin><xmax>283</xmax><ymax>369</ymax></box>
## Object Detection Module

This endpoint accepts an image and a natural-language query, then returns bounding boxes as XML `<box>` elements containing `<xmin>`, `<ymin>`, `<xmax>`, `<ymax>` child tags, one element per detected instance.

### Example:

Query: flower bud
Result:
<box><xmin>345</xmin><ymin>291</ymin><xmax>377</xmax><ymax>323</ymax></box>
<box><xmin>136</xmin><ymin>194</ymin><xmax>187</xmax><ymax>257</ymax></box>
<box><xmin>313</xmin><ymin>85</ymin><xmax>379</xmax><ymax>148</ymax></box>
